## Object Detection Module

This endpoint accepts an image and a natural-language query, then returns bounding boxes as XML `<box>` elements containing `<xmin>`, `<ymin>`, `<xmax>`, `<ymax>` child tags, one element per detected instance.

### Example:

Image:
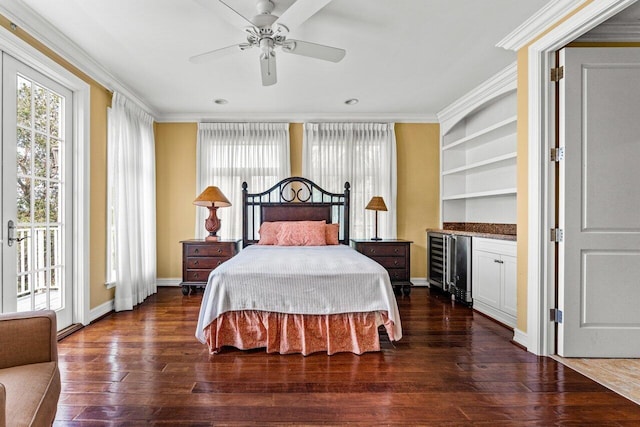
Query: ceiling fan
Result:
<box><xmin>190</xmin><ymin>0</ymin><xmax>346</xmax><ymax>86</ymax></box>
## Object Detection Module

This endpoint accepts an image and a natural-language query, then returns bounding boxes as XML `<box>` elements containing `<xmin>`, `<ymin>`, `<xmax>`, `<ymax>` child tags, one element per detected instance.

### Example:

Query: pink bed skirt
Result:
<box><xmin>203</xmin><ymin>310</ymin><xmax>396</xmax><ymax>356</ymax></box>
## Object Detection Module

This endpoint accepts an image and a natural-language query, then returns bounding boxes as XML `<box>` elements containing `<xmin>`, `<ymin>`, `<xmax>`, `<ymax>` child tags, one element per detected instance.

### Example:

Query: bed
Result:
<box><xmin>195</xmin><ymin>177</ymin><xmax>402</xmax><ymax>355</ymax></box>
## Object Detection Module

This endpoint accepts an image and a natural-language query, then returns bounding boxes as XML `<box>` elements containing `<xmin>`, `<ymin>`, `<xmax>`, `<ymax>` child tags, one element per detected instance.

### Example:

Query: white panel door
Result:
<box><xmin>1</xmin><ymin>53</ymin><xmax>73</xmax><ymax>330</ymax></box>
<box><xmin>558</xmin><ymin>47</ymin><xmax>640</xmax><ymax>357</ymax></box>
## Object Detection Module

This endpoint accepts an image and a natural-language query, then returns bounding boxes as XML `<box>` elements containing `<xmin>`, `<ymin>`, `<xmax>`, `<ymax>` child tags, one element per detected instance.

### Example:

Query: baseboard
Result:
<box><xmin>513</xmin><ymin>328</ymin><xmax>528</xmax><ymax>350</ymax></box>
<box><xmin>157</xmin><ymin>278</ymin><xmax>181</xmax><ymax>287</ymax></box>
<box><xmin>89</xmin><ymin>299</ymin><xmax>114</xmax><ymax>323</ymax></box>
<box><xmin>410</xmin><ymin>277</ymin><xmax>428</xmax><ymax>287</ymax></box>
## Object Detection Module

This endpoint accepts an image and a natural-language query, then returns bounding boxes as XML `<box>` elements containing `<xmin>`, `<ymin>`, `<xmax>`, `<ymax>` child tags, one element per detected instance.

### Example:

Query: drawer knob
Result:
<box><xmin>369</xmin><ymin>248</ymin><xmax>376</xmax><ymax>254</ymax></box>
<box><xmin>194</xmin><ymin>273</ymin><xmax>199</xmax><ymax>279</ymax></box>
<box><xmin>393</xmin><ymin>260</ymin><xmax>399</xmax><ymax>266</ymax></box>
<box><xmin>217</xmin><ymin>248</ymin><xmax>222</xmax><ymax>253</ymax></box>
<box><xmin>194</xmin><ymin>260</ymin><xmax>199</xmax><ymax>266</ymax></box>
<box><xmin>194</xmin><ymin>248</ymin><xmax>199</xmax><ymax>254</ymax></box>
<box><xmin>394</xmin><ymin>248</ymin><xmax>399</xmax><ymax>253</ymax></box>
<box><xmin>216</xmin><ymin>260</ymin><xmax>222</xmax><ymax>266</ymax></box>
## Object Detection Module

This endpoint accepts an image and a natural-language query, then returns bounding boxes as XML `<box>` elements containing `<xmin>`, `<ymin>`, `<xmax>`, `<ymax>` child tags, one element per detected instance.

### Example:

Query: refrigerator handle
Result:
<box><xmin>451</xmin><ymin>235</ymin><xmax>457</xmax><ymax>283</ymax></box>
<box><xmin>444</xmin><ymin>235</ymin><xmax>451</xmax><ymax>288</ymax></box>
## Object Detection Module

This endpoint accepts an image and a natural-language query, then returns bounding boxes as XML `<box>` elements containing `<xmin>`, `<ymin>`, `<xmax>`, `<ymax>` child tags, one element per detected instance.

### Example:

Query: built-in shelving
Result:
<box><xmin>438</xmin><ymin>63</ymin><xmax>517</xmax><ymax>224</ymax></box>
<box><xmin>442</xmin><ymin>116</ymin><xmax>517</xmax><ymax>152</ymax></box>
<box><xmin>442</xmin><ymin>152</ymin><xmax>517</xmax><ymax>176</ymax></box>
<box><xmin>442</xmin><ymin>188</ymin><xmax>517</xmax><ymax>201</ymax></box>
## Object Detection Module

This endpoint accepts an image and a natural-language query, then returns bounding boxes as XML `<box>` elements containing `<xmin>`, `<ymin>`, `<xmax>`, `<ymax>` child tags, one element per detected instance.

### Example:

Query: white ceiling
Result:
<box><xmin>3</xmin><ymin>0</ymin><xmax>556</xmax><ymax>121</ymax></box>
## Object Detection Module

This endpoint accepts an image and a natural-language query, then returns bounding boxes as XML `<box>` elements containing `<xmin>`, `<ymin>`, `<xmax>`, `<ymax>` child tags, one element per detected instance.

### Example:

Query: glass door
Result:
<box><xmin>2</xmin><ymin>53</ymin><xmax>73</xmax><ymax>329</ymax></box>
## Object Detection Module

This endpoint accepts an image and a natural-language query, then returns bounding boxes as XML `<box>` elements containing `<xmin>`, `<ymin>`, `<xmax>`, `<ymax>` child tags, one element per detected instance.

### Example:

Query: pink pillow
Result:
<box><xmin>276</xmin><ymin>221</ymin><xmax>327</xmax><ymax>246</ymax></box>
<box><xmin>257</xmin><ymin>222</ymin><xmax>282</xmax><ymax>245</ymax></box>
<box><xmin>325</xmin><ymin>223</ymin><xmax>340</xmax><ymax>245</ymax></box>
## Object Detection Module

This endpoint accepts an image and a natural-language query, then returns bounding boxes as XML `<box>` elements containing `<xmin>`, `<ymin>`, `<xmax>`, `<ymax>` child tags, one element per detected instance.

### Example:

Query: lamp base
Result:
<box><xmin>371</xmin><ymin>237</ymin><xmax>382</xmax><ymax>241</ymax></box>
<box><xmin>204</xmin><ymin>206</ymin><xmax>221</xmax><ymax>242</ymax></box>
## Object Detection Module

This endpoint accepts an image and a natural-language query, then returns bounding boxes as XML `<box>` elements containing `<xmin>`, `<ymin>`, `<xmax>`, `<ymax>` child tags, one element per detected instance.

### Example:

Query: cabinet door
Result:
<box><xmin>472</xmin><ymin>249</ymin><xmax>501</xmax><ymax>308</ymax></box>
<box><xmin>501</xmin><ymin>254</ymin><xmax>517</xmax><ymax>317</ymax></box>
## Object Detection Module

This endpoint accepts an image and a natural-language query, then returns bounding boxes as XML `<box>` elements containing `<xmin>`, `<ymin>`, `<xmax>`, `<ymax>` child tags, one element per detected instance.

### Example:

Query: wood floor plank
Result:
<box><xmin>54</xmin><ymin>287</ymin><xmax>640</xmax><ymax>425</ymax></box>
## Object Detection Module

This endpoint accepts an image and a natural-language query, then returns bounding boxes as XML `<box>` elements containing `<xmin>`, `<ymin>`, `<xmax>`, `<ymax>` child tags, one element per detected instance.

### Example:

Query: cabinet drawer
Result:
<box><xmin>184</xmin><ymin>269</ymin><xmax>212</xmax><ymax>282</ymax></box>
<box><xmin>386</xmin><ymin>268</ymin><xmax>409</xmax><ymax>281</ymax></box>
<box><xmin>360</xmin><ymin>244</ymin><xmax>406</xmax><ymax>257</ymax></box>
<box><xmin>370</xmin><ymin>256</ymin><xmax>406</xmax><ymax>269</ymax></box>
<box><xmin>186</xmin><ymin>257</ymin><xmax>231</xmax><ymax>269</ymax></box>
<box><xmin>186</xmin><ymin>244</ymin><xmax>234</xmax><ymax>257</ymax></box>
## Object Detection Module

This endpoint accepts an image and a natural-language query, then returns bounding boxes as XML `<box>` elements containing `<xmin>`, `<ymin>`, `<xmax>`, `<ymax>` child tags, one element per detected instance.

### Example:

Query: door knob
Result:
<box><xmin>7</xmin><ymin>220</ymin><xmax>29</xmax><ymax>247</ymax></box>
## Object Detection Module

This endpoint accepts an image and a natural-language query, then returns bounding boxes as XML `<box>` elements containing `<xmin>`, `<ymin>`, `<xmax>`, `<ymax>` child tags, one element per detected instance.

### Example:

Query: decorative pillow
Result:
<box><xmin>325</xmin><ymin>223</ymin><xmax>340</xmax><ymax>245</ymax></box>
<box><xmin>257</xmin><ymin>221</ymin><xmax>283</xmax><ymax>245</ymax></box>
<box><xmin>276</xmin><ymin>221</ymin><xmax>327</xmax><ymax>246</ymax></box>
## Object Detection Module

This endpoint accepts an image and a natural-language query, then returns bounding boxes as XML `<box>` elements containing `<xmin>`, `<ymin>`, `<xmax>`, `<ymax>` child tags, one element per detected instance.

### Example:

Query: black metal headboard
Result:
<box><xmin>242</xmin><ymin>177</ymin><xmax>350</xmax><ymax>247</ymax></box>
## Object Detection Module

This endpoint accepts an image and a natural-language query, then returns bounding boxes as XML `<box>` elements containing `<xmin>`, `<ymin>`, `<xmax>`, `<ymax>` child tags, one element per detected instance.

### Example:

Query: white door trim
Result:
<box><xmin>526</xmin><ymin>0</ymin><xmax>638</xmax><ymax>356</ymax></box>
<box><xmin>0</xmin><ymin>25</ymin><xmax>91</xmax><ymax>325</ymax></box>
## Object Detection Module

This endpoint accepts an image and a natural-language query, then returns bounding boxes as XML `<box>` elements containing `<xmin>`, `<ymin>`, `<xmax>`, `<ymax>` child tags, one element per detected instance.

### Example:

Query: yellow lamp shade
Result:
<box><xmin>365</xmin><ymin>196</ymin><xmax>387</xmax><ymax>211</ymax></box>
<box><xmin>193</xmin><ymin>186</ymin><xmax>231</xmax><ymax>207</ymax></box>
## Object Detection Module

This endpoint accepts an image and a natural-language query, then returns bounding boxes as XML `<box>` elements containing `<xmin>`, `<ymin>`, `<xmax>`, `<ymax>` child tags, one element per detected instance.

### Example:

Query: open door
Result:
<box><xmin>557</xmin><ymin>47</ymin><xmax>640</xmax><ymax>357</ymax></box>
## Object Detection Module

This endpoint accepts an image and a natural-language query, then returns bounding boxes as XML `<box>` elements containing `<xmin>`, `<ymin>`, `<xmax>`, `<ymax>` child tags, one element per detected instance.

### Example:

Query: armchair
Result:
<box><xmin>0</xmin><ymin>310</ymin><xmax>61</xmax><ymax>427</ymax></box>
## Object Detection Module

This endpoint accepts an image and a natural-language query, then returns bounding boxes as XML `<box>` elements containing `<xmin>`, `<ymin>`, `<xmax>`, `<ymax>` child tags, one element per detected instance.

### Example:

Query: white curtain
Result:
<box><xmin>302</xmin><ymin>123</ymin><xmax>397</xmax><ymax>240</ymax></box>
<box><xmin>196</xmin><ymin>123</ymin><xmax>290</xmax><ymax>239</ymax></box>
<box><xmin>108</xmin><ymin>93</ymin><xmax>157</xmax><ymax>311</ymax></box>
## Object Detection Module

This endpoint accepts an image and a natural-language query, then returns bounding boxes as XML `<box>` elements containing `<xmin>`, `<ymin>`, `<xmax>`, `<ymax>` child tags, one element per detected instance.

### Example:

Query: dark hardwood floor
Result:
<box><xmin>55</xmin><ymin>287</ymin><xmax>640</xmax><ymax>426</ymax></box>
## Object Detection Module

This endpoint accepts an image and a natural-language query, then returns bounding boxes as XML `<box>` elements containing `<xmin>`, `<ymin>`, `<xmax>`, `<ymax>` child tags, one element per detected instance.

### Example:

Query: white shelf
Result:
<box><xmin>442</xmin><ymin>188</ymin><xmax>517</xmax><ymax>201</ymax></box>
<box><xmin>443</xmin><ymin>115</ymin><xmax>517</xmax><ymax>151</ymax></box>
<box><xmin>442</xmin><ymin>152</ymin><xmax>517</xmax><ymax>175</ymax></box>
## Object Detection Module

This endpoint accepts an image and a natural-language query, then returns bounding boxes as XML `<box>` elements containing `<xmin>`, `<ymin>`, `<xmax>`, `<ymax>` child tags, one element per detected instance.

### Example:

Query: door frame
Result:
<box><xmin>0</xmin><ymin>25</ymin><xmax>90</xmax><ymax>325</ymax></box>
<box><xmin>526</xmin><ymin>0</ymin><xmax>638</xmax><ymax>355</ymax></box>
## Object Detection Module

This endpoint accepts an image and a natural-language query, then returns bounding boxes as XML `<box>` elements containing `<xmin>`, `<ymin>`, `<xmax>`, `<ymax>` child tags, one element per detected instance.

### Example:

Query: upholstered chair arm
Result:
<box><xmin>0</xmin><ymin>310</ymin><xmax>58</xmax><ymax>370</ymax></box>
<box><xmin>0</xmin><ymin>382</ymin><xmax>6</xmax><ymax>427</ymax></box>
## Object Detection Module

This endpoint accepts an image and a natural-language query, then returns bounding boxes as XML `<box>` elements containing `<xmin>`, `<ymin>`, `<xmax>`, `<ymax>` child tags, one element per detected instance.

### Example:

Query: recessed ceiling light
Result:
<box><xmin>345</xmin><ymin>98</ymin><xmax>359</xmax><ymax>105</ymax></box>
<box><xmin>214</xmin><ymin>98</ymin><xmax>228</xmax><ymax>105</ymax></box>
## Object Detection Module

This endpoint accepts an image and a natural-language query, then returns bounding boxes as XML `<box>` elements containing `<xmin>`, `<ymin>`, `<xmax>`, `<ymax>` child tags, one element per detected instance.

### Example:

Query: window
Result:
<box><xmin>302</xmin><ymin>123</ymin><xmax>397</xmax><ymax>239</ymax></box>
<box><xmin>196</xmin><ymin>123</ymin><xmax>291</xmax><ymax>239</ymax></box>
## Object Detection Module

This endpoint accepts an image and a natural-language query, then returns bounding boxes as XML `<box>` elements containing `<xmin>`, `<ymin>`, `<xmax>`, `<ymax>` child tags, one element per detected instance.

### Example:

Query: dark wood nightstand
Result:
<box><xmin>180</xmin><ymin>239</ymin><xmax>241</xmax><ymax>295</ymax></box>
<box><xmin>351</xmin><ymin>239</ymin><xmax>413</xmax><ymax>296</ymax></box>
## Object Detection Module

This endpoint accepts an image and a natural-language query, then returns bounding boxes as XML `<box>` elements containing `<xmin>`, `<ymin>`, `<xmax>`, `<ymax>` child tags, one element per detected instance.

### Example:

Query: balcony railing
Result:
<box><xmin>16</xmin><ymin>226</ymin><xmax>61</xmax><ymax>298</ymax></box>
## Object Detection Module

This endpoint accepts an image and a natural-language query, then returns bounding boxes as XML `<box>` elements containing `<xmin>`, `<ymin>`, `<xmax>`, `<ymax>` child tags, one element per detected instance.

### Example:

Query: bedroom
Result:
<box><xmin>1</xmin><ymin>0</ymin><xmax>640</xmax><ymax>424</ymax></box>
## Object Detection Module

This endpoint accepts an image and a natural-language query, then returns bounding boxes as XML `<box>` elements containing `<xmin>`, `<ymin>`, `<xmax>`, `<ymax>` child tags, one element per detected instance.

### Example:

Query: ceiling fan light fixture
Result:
<box><xmin>345</xmin><ymin>98</ymin><xmax>359</xmax><ymax>105</ymax></box>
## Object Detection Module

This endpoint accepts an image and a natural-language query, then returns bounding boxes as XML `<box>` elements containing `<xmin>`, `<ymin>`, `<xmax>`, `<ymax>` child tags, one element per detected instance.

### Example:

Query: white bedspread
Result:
<box><xmin>195</xmin><ymin>244</ymin><xmax>402</xmax><ymax>342</ymax></box>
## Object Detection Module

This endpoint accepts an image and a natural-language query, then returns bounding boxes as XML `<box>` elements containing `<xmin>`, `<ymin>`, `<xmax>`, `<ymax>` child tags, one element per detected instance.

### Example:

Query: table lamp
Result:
<box><xmin>365</xmin><ymin>196</ymin><xmax>387</xmax><ymax>241</ymax></box>
<box><xmin>193</xmin><ymin>186</ymin><xmax>231</xmax><ymax>241</ymax></box>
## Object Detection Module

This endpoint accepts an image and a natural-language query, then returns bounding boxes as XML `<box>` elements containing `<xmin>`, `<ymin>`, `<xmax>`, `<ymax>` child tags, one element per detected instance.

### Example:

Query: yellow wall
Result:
<box><xmin>396</xmin><ymin>123</ymin><xmax>440</xmax><ymax>278</ymax></box>
<box><xmin>0</xmin><ymin>16</ymin><xmax>114</xmax><ymax>309</ymax></box>
<box><xmin>155</xmin><ymin>123</ymin><xmax>199</xmax><ymax>278</ymax></box>
<box><xmin>154</xmin><ymin>122</ymin><xmax>440</xmax><ymax>279</ymax></box>
<box><xmin>515</xmin><ymin>0</ymin><xmax>600</xmax><ymax>332</ymax></box>
<box><xmin>290</xmin><ymin>123</ymin><xmax>303</xmax><ymax>177</ymax></box>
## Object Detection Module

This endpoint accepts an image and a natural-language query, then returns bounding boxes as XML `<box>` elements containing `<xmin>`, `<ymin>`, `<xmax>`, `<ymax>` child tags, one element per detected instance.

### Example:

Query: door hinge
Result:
<box><xmin>550</xmin><ymin>228</ymin><xmax>564</xmax><ymax>243</ymax></box>
<box><xmin>550</xmin><ymin>147</ymin><xmax>564</xmax><ymax>162</ymax></box>
<box><xmin>550</xmin><ymin>308</ymin><xmax>563</xmax><ymax>323</ymax></box>
<box><xmin>551</xmin><ymin>66</ymin><xmax>564</xmax><ymax>82</ymax></box>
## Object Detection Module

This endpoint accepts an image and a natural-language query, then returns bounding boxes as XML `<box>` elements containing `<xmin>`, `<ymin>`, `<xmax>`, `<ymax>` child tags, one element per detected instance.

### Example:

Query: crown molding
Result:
<box><xmin>437</xmin><ymin>62</ymin><xmax>517</xmax><ymax>135</ymax></box>
<box><xmin>156</xmin><ymin>112</ymin><xmax>439</xmax><ymax>124</ymax></box>
<box><xmin>496</xmin><ymin>0</ymin><xmax>589</xmax><ymax>51</ymax></box>
<box><xmin>0</xmin><ymin>0</ymin><xmax>159</xmax><ymax>119</ymax></box>
<box><xmin>576</xmin><ymin>21</ymin><xmax>640</xmax><ymax>41</ymax></box>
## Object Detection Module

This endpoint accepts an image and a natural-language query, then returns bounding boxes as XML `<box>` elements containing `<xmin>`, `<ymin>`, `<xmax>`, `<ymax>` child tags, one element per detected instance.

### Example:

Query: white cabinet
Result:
<box><xmin>472</xmin><ymin>237</ymin><xmax>517</xmax><ymax>328</ymax></box>
<box><xmin>439</xmin><ymin>63</ymin><xmax>517</xmax><ymax>224</ymax></box>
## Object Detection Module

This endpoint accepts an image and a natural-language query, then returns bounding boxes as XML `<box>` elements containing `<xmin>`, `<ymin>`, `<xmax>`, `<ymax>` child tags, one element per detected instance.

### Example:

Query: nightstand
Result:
<box><xmin>180</xmin><ymin>239</ymin><xmax>241</xmax><ymax>295</ymax></box>
<box><xmin>351</xmin><ymin>239</ymin><xmax>413</xmax><ymax>296</ymax></box>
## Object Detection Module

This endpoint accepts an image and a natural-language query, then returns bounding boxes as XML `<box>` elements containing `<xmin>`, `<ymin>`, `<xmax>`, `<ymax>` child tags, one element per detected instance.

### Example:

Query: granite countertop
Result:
<box><xmin>426</xmin><ymin>223</ymin><xmax>517</xmax><ymax>241</ymax></box>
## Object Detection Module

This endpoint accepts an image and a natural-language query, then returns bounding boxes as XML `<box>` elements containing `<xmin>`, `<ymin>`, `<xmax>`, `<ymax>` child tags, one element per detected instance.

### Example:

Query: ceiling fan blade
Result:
<box><xmin>283</xmin><ymin>40</ymin><xmax>345</xmax><ymax>63</ymax></box>
<box><xmin>273</xmin><ymin>0</ymin><xmax>333</xmax><ymax>31</ymax></box>
<box><xmin>260</xmin><ymin>52</ymin><xmax>277</xmax><ymax>86</ymax></box>
<box><xmin>194</xmin><ymin>0</ymin><xmax>255</xmax><ymax>30</ymax></box>
<box><xmin>189</xmin><ymin>44</ymin><xmax>247</xmax><ymax>64</ymax></box>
